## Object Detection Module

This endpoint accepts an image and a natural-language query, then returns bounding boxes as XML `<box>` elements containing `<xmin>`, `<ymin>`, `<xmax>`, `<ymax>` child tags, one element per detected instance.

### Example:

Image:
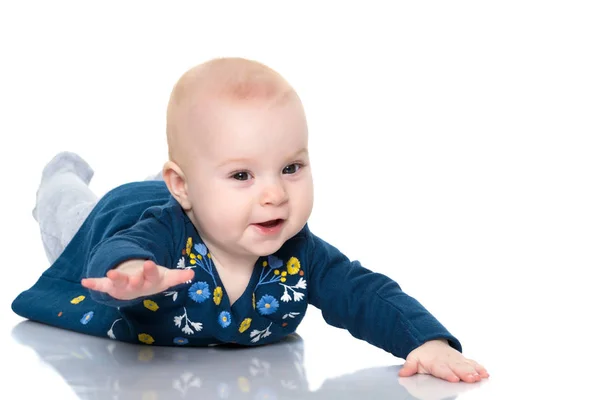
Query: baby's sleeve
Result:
<box><xmin>84</xmin><ymin>206</ymin><xmax>178</xmax><ymax>307</ymax></box>
<box><xmin>306</xmin><ymin>230</ymin><xmax>462</xmax><ymax>360</ymax></box>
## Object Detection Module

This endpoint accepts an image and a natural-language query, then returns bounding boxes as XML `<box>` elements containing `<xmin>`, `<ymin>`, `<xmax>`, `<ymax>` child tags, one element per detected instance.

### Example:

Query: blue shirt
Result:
<box><xmin>12</xmin><ymin>181</ymin><xmax>461</xmax><ymax>359</ymax></box>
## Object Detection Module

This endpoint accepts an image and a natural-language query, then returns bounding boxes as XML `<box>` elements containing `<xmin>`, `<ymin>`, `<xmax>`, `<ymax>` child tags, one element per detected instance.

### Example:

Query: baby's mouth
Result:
<box><xmin>256</xmin><ymin>219</ymin><xmax>284</xmax><ymax>228</ymax></box>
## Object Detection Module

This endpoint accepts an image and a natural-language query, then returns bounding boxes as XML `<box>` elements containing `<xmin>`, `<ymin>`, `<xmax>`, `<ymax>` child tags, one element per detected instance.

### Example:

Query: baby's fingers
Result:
<box><xmin>163</xmin><ymin>268</ymin><xmax>195</xmax><ymax>288</ymax></box>
<box><xmin>81</xmin><ymin>277</ymin><xmax>114</xmax><ymax>294</ymax></box>
<box><xmin>430</xmin><ymin>363</ymin><xmax>461</xmax><ymax>383</ymax></box>
<box><xmin>106</xmin><ymin>269</ymin><xmax>130</xmax><ymax>289</ymax></box>
<box><xmin>141</xmin><ymin>261</ymin><xmax>161</xmax><ymax>284</ymax></box>
<box><xmin>449</xmin><ymin>362</ymin><xmax>482</xmax><ymax>383</ymax></box>
<box><xmin>468</xmin><ymin>360</ymin><xmax>490</xmax><ymax>378</ymax></box>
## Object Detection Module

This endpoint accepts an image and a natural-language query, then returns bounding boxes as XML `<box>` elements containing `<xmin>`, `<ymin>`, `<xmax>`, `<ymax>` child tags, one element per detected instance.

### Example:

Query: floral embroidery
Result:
<box><xmin>257</xmin><ymin>295</ymin><xmax>279</xmax><ymax>315</ymax></box>
<box><xmin>188</xmin><ymin>282</ymin><xmax>211</xmax><ymax>303</ymax></box>
<box><xmin>173</xmin><ymin>337</ymin><xmax>189</xmax><ymax>345</ymax></box>
<box><xmin>218</xmin><ymin>311</ymin><xmax>232</xmax><ymax>328</ymax></box>
<box><xmin>256</xmin><ymin>255</ymin><xmax>307</xmax><ymax>302</ymax></box>
<box><xmin>57</xmin><ymin>312</ymin><xmax>63</xmax><ymax>317</ymax></box>
<box><xmin>213</xmin><ymin>286</ymin><xmax>223</xmax><ymax>305</ymax></box>
<box><xmin>70</xmin><ymin>295</ymin><xmax>85</xmax><ymax>304</ymax></box>
<box><xmin>194</xmin><ymin>243</ymin><xmax>207</xmax><ymax>256</ymax></box>
<box><xmin>138</xmin><ymin>333</ymin><xmax>155</xmax><ymax>345</ymax></box>
<box><xmin>183</xmin><ymin>241</ymin><xmax>217</xmax><ymax>286</ymax></box>
<box><xmin>250</xmin><ymin>322</ymin><xmax>273</xmax><ymax>343</ymax></box>
<box><xmin>239</xmin><ymin>318</ymin><xmax>252</xmax><ymax>333</ymax></box>
<box><xmin>164</xmin><ymin>290</ymin><xmax>178</xmax><ymax>301</ymax></box>
<box><xmin>280</xmin><ymin>277</ymin><xmax>307</xmax><ymax>302</ymax></box>
<box><xmin>252</xmin><ymin>293</ymin><xmax>256</xmax><ymax>309</ymax></box>
<box><xmin>143</xmin><ymin>300</ymin><xmax>159</xmax><ymax>311</ymax></box>
<box><xmin>282</xmin><ymin>312</ymin><xmax>300</xmax><ymax>319</ymax></box>
<box><xmin>186</xmin><ymin>237</ymin><xmax>193</xmax><ymax>255</ymax></box>
<box><xmin>286</xmin><ymin>257</ymin><xmax>301</xmax><ymax>275</ymax></box>
<box><xmin>174</xmin><ymin>307</ymin><xmax>203</xmax><ymax>334</ymax></box>
<box><xmin>267</xmin><ymin>255</ymin><xmax>283</xmax><ymax>269</ymax></box>
<box><xmin>107</xmin><ymin>318</ymin><xmax>123</xmax><ymax>339</ymax></box>
<box><xmin>80</xmin><ymin>311</ymin><xmax>94</xmax><ymax>325</ymax></box>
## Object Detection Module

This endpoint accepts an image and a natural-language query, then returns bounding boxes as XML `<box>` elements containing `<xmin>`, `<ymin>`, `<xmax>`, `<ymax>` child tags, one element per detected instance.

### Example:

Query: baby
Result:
<box><xmin>12</xmin><ymin>57</ymin><xmax>488</xmax><ymax>383</ymax></box>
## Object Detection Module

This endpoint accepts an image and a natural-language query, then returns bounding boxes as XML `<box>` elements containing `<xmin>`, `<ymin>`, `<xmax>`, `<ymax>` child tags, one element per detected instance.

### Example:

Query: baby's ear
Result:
<box><xmin>163</xmin><ymin>161</ymin><xmax>192</xmax><ymax>210</ymax></box>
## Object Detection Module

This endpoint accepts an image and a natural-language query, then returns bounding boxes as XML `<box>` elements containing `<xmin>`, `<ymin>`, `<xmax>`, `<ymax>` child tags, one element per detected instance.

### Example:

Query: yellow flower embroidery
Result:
<box><xmin>190</xmin><ymin>259</ymin><xmax>196</xmax><ymax>265</ymax></box>
<box><xmin>186</xmin><ymin>237</ymin><xmax>192</xmax><ymax>255</ymax></box>
<box><xmin>70</xmin><ymin>295</ymin><xmax>85</xmax><ymax>304</ymax></box>
<box><xmin>239</xmin><ymin>318</ymin><xmax>252</xmax><ymax>333</ymax></box>
<box><xmin>286</xmin><ymin>257</ymin><xmax>301</xmax><ymax>275</ymax></box>
<box><xmin>143</xmin><ymin>300</ymin><xmax>159</xmax><ymax>312</ymax></box>
<box><xmin>138</xmin><ymin>333</ymin><xmax>155</xmax><ymax>345</ymax></box>
<box><xmin>281</xmin><ymin>271</ymin><xmax>287</xmax><ymax>277</ymax></box>
<box><xmin>213</xmin><ymin>286</ymin><xmax>223</xmax><ymax>305</ymax></box>
<box><xmin>252</xmin><ymin>293</ymin><xmax>256</xmax><ymax>309</ymax></box>
<box><xmin>274</xmin><ymin>269</ymin><xmax>280</xmax><ymax>275</ymax></box>
<box><xmin>281</xmin><ymin>278</ymin><xmax>287</xmax><ymax>283</ymax></box>
<box><xmin>190</xmin><ymin>254</ymin><xmax>196</xmax><ymax>259</ymax></box>
<box><xmin>262</xmin><ymin>261</ymin><xmax>268</xmax><ymax>267</ymax></box>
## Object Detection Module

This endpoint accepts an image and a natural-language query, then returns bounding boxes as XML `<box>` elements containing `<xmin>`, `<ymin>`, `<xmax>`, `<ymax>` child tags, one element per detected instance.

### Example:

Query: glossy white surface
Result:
<box><xmin>2</xmin><ymin>1</ymin><xmax>599</xmax><ymax>399</ymax></box>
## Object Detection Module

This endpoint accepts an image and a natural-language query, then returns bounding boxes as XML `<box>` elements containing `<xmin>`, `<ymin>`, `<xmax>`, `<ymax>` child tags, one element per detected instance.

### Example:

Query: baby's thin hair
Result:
<box><xmin>166</xmin><ymin>57</ymin><xmax>296</xmax><ymax>161</ymax></box>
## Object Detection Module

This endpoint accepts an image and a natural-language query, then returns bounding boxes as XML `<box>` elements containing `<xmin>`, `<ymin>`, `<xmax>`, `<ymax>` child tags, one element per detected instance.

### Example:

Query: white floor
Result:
<box><xmin>3</xmin><ymin>286</ymin><xmax>598</xmax><ymax>399</ymax></box>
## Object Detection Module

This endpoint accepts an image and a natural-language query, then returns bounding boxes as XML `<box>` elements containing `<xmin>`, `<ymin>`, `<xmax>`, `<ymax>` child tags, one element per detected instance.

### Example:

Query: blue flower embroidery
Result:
<box><xmin>218</xmin><ymin>311</ymin><xmax>232</xmax><ymax>328</ymax></box>
<box><xmin>257</xmin><ymin>295</ymin><xmax>279</xmax><ymax>315</ymax></box>
<box><xmin>80</xmin><ymin>311</ymin><xmax>94</xmax><ymax>325</ymax></box>
<box><xmin>173</xmin><ymin>337</ymin><xmax>189</xmax><ymax>345</ymax></box>
<box><xmin>194</xmin><ymin>243</ymin><xmax>208</xmax><ymax>256</ymax></box>
<box><xmin>188</xmin><ymin>281</ymin><xmax>211</xmax><ymax>303</ymax></box>
<box><xmin>267</xmin><ymin>255</ymin><xmax>283</xmax><ymax>269</ymax></box>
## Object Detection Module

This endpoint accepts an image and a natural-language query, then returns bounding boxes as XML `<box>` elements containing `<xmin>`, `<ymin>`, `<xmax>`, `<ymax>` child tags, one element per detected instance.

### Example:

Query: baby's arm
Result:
<box><xmin>81</xmin><ymin>259</ymin><xmax>193</xmax><ymax>301</ymax></box>
<box><xmin>82</xmin><ymin>206</ymin><xmax>190</xmax><ymax>306</ymax></box>
<box><xmin>306</xmin><ymin>230</ymin><xmax>488</xmax><ymax>383</ymax></box>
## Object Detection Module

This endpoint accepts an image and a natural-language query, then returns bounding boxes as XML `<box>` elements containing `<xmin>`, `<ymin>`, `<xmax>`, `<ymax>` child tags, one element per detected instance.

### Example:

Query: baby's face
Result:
<box><xmin>183</xmin><ymin>97</ymin><xmax>313</xmax><ymax>259</ymax></box>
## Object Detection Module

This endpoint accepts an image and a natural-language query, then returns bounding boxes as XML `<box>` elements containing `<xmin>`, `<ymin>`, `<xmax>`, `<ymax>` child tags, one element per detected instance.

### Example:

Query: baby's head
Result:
<box><xmin>163</xmin><ymin>58</ymin><xmax>313</xmax><ymax>261</ymax></box>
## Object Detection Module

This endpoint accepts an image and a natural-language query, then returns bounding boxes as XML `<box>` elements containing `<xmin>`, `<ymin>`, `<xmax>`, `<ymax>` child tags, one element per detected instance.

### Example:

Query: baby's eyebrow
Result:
<box><xmin>217</xmin><ymin>157</ymin><xmax>254</xmax><ymax>168</ymax></box>
<box><xmin>218</xmin><ymin>148</ymin><xmax>308</xmax><ymax>168</ymax></box>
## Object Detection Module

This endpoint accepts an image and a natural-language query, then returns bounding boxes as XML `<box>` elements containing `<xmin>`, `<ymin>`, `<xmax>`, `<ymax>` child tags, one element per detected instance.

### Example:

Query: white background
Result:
<box><xmin>1</xmin><ymin>1</ymin><xmax>599</xmax><ymax>399</ymax></box>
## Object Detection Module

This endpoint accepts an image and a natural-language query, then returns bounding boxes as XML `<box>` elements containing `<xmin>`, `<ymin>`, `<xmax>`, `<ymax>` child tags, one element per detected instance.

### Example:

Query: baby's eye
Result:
<box><xmin>231</xmin><ymin>171</ymin><xmax>251</xmax><ymax>181</ymax></box>
<box><xmin>282</xmin><ymin>163</ymin><xmax>302</xmax><ymax>175</ymax></box>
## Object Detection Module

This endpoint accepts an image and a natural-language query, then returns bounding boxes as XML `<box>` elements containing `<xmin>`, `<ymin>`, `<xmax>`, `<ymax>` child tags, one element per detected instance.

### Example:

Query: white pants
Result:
<box><xmin>33</xmin><ymin>152</ymin><xmax>162</xmax><ymax>264</ymax></box>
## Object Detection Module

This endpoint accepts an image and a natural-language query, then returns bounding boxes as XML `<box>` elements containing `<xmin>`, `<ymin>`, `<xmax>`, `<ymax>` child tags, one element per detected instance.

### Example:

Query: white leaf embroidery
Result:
<box><xmin>263</xmin><ymin>330</ymin><xmax>271</xmax><ymax>338</ymax></box>
<box><xmin>182</xmin><ymin>325</ymin><xmax>194</xmax><ymax>335</ymax></box>
<box><xmin>174</xmin><ymin>315</ymin><xmax>183</xmax><ymax>328</ymax></box>
<box><xmin>281</xmin><ymin>291</ymin><xmax>292</xmax><ymax>302</ymax></box>
<box><xmin>293</xmin><ymin>292</ymin><xmax>304</xmax><ymax>302</ymax></box>
<box><xmin>294</xmin><ymin>277</ymin><xmax>307</xmax><ymax>289</ymax></box>
<box><xmin>107</xmin><ymin>329</ymin><xmax>116</xmax><ymax>339</ymax></box>
<box><xmin>173</xmin><ymin>292</ymin><xmax>178</xmax><ymax>301</ymax></box>
<box><xmin>177</xmin><ymin>257</ymin><xmax>186</xmax><ymax>269</ymax></box>
<box><xmin>190</xmin><ymin>321</ymin><xmax>203</xmax><ymax>332</ymax></box>
<box><xmin>249</xmin><ymin>329</ymin><xmax>261</xmax><ymax>338</ymax></box>
<box><xmin>251</xmin><ymin>335</ymin><xmax>261</xmax><ymax>343</ymax></box>
<box><xmin>283</xmin><ymin>312</ymin><xmax>300</xmax><ymax>320</ymax></box>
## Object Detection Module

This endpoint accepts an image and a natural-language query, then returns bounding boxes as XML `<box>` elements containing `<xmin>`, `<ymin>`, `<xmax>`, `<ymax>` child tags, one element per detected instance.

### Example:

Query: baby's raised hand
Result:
<box><xmin>398</xmin><ymin>339</ymin><xmax>489</xmax><ymax>383</ymax></box>
<box><xmin>81</xmin><ymin>259</ymin><xmax>194</xmax><ymax>301</ymax></box>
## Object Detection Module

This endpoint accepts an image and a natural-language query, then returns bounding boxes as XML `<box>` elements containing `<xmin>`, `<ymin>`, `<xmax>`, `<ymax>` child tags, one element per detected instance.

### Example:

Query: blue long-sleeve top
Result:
<box><xmin>12</xmin><ymin>181</ymin><xmax>461</xmax><ymax>359</ymax></box>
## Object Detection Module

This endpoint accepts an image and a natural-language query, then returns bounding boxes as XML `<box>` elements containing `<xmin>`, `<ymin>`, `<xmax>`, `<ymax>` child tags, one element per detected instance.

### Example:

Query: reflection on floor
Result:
<box><xmin>12</xmin><ymin>320</ymin><xmax>480</xmax><ymax>399</ymax></box>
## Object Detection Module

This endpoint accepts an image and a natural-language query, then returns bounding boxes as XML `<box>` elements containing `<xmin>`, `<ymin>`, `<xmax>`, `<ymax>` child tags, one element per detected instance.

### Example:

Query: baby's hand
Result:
<box><xmin>398</xmin><ymin>339</ymin><xmax>489</xmax><ymax>383</ymax></box>
<box><xmin>81</xmin><ymin>259</ymin><xmax>194</xmax><ymax>300</ymax></box>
